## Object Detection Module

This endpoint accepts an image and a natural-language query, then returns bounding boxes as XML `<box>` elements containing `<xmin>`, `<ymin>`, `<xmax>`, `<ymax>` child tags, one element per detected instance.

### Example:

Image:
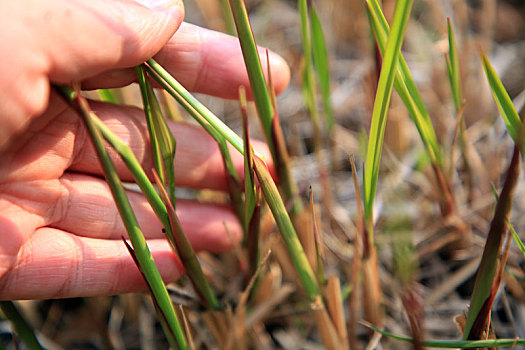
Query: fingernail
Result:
<box><xmin>134</xmin><ymin>0</ymin><xmax>181</xmax><ymax>13</ymax></box>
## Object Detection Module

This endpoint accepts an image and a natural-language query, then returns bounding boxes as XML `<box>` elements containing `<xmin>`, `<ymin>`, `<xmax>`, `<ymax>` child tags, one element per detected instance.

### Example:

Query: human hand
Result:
<box><xmin>0</xmin><ymin>0</ymin><xmax>289</xmax><ymax>300</ymax></box>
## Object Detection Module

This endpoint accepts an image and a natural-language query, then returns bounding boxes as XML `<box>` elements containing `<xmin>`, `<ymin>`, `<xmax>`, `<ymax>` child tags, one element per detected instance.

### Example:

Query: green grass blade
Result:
<box><xmin>219</xmin><ymin>0</ymin><xmax>237</xmax><ymax>35</ymax></box>
<box><xmin>310</xmin><ymin>2</ymin><xmax>334</xmax><ymax>133</ymax></box>
<box><xmin>136</xmin><ymin>66</ymin><xmax>165</xmax><ymax>185</ymax></box>
<box><xmin>447</xmin><ymin>18</ymin><xmax>463</xmax><ymax>112</ymax></box>
<box><xmin>55</xmin><ymin>85</ymin><xmax>187</xmax><ymax>350</ymax></box>
<box><xmin>144</xmin><ymin>61</ymin><xmax>244</xmax><ymax>224</ymax></box>
<box><xmin>366</xmin><ymin>0</ymin><xmax>441</xmax><ymax>166</ymax></box>
<box><xmin>89</xmin><ymin>115</ymin><xmax>170</xmax><ymax>232</ymax></box>
<box><xmin>145</xmin><ymin>59</ymin><xmax>246</xmax><ymax>156</ymax></box>
<box><xmin>228</xmin><ymin>0</ymin><xmax>274</xmax><ymax>154</ymax></box>
<box><xmin>298</xmin><ymin>0</ymin><xmax>321</xmax><ymax>137</ymax></box>
<box><xmin>97</xmin><ymin>88</ymin><xmax>118</xmax><ymax>104</ymax></box>
<box><xmin>508</xmin><ymin>221</ymin><xmax>525</xmax><ymax>259</ymax></box>
<box><xmin>253</xmin><ymin>157</ymin><xmax>321</xmax><ymax>301</ymax></box>
<box><xmin>122</xmin><ymin>239</ymin><xmax>181</xmax><ymax>347</ymax></box>
<box><xmin>463</xmin><ymin>146</ymin><xmax>521</xmax><ymax>339</ymax></box>
<box><xmin>363</xmin><ymin>322</ymin><xmax>525</xmax><ymax>348</ymax></box>
<box><xmin>145</xmin><ymin>77</ymin><xmax>177</xmax><ymax>204</ymax></box>
<box><xmin>363</xmin><ymin>0</ymin><xmax>414</xmax><ymax>223</ymax></box>
<box><xmin>153</xmin><ymin>170</ymin><xmax>221</xmax><ymax>310</ymax></box>
<box><xmin>0</xmin><ymin>301</ymin><xmax>44</xmax><ymax>350</ymax></box>
<box><xmin>480</xmin><ymin>52</ymin><xmax>523</xmax><ymax>148</ymax></box>
<box><xmin>229</xmin><ymin>0</ymin><xmax>303</xmax><ymax>215</ymax></box>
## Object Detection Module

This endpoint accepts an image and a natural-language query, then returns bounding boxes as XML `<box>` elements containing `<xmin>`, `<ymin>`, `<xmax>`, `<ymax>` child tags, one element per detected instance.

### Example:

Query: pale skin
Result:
<box><xmin>0</xmin><ymin>0</ymin><xmax>289</xmax><ymax>299</ymax></box>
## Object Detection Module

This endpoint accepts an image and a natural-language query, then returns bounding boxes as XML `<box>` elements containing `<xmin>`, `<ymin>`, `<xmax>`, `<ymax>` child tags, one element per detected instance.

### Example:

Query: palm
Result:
<box><xmin>0</xmin><ymin>92</ymin><xmax>250</xmax><ymax>299</ymax></box>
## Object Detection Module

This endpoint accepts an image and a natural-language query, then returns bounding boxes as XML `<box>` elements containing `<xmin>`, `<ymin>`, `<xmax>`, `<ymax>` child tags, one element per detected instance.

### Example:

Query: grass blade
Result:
<box><xmin>309</xmin><ymin>2</ymin><xmax>334</xmax><ymax>134</ymax></box>
<box><xmin>152</xmin><ymin>170</ymin><xmax>221</xmax><ymax>310</ymax></box>
<box><xmin>363</xmin><ymin>0</ymin><xmax>414</xmax><ymax>223</ymax></box>
<box><xmin>240</xmin><ymin>86</ymin><xmax>262</xmax><ymax>278</ymax></box>
<box><xmin>298</xmin><ymin>0</ymin><xmax>322</xmax><ymax>152</ymax></box>
<box><xmin>228</xmin><ymin>0</ymin><xmax>274</xmax><ymax>152</ymax></box>
<box><xmin>366</xmin><ymin>0</ymin><xmax>441</xmax><ymax>167</ymax></box>
<box><xmin>463</xmin><ymin>145</ymin><xmax>521</xmax><ymax>339</ymax></box>
<box><xmin>0</xmin><ymin>301</ymin><xmax>44</xmax><ymax>350</ymax></box>
<box><xmin>122</xmin><ymin>239</ymin><xmax>181</xmax><ymax>347</ymax></box>
<box><xmin>229</xmin><ymin>0</ymin><xmax>303</xmax><ymax>215</ymax></box>
<box><xmin>446</xmin><ymin>18</ymin><xmax>463</xmax><ymax>112</ymax></box>
<box><xmin>145</xmin><ymin>59</ymin><xmax>245</xmax><ymax>155</ymax></box>
<box><xmin>253</xmin><ymin>157</ymin><xmax>321</xmax><ymax>301</ymax></box>
<box><xmin>491</xmin><ymin>185</ymin><xmax>525</xmax><ymax>259</ymax></box>
<box><xmin>136</xmin><ymin>66</ymin><xmax>177</xmax><ymax>204</ymax></box>
<box><xmin>363</xmin><ymin>322</ymin><xmax>525</xmax><ymax>348</ymax></box>
<box><xmin>55</xmin><ymin>85</ymin><xmax>187</xmax><ymax>350</ymax></box>
<box><xmin>136</xmin><ymin>66</ymin><xmax>165</xmax><ymax>184</ymax></box>
<box><xmin>480</xmin><ymin>52</ymin><xmax>523</xmax><ymax>150</ymax></box>
<box><xmin>97</xmin><ymin>88</ymin><xmax>118</xmax><ymax>104</ymax></box>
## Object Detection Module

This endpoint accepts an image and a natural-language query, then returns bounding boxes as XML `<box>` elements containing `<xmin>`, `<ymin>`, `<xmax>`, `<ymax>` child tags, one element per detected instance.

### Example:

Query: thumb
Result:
<box><xmin>0</xmin><ymin>0</ymin><xmax>184</xmax><ymax>150</ymax></box>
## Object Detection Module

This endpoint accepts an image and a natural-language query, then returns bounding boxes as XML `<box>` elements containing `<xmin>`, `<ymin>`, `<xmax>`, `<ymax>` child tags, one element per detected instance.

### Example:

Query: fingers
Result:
<box><xmin>67</xmin><ymin>100</ymin><xmax>274</xmax><ymax>189</ymax></box>
<box><xmin>82</xmin><ymin>22</ymin><xmax>291</xmax><ymax>99</ymax></box>
<box><xmin>44</xmin><ymin>0</ymin><xmax>185</xmax><ymax>83</ymax></box>
<box><xmin>50</xmin><ymin>173</ymin><xmax>242</xmax><ymax>252</ymax></box>
<box><xmin>0</xmin><ymin>227</ymin><xmax>183</xmax><ymax>299</ymax></box>
<box><xmin>0</xmin><ymin>0</ymin><xmax>184</xmax><ymax>150</ymax></box>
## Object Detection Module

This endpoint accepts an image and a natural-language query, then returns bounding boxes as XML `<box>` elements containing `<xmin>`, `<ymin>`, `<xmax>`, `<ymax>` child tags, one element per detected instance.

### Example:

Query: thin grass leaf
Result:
<box><xmin>491</xmin><ymin>184</ymin><xmax>525</xmax><ymax>259</ymax></box>
<box><xmin>55</xmin><ymin>85</ymin><xmax>187</xmax><ymax>350</ymax></box>
<box><xmin>446</xmin><ymin>18</ymin><xmax>463</xmax><ymax>112</ymax></box>
<box><xmin>362</xmin><ymin>322</ymin><xmax>525</xmax><ymax>348</ymax></box>
<box><xmin>228</xmin><ymin>0</ymin><xmax>274</xmax><ymax>152</ymax></box>
<box><xmin>146</xmin><ymin>80</ymin><xmax>176</xmax><ymax>204</ymax></box>
<box><xmin>145</xmin><ymin>59</ymin><xmax>245</xmax><ymax>156</ymax></box>
<box><xmin>229</xmin><ymin>0</ymin><xmax>303</xmax><ymax>215</ymax></box>
<box><xmin>366</xmin><ymin>0</ymin><xmax>441</xmax><ymax>167</ymax></box>
<box><xmin>240</xmin><ymin>86</ymin><xmax>262</xmax><ymax>278</ymax></box>
<box><xmin>0</xmin><ymin>301</ymin><xmax>44</xmax><ymax>350</ymax></box>
<box><xmin>136</xmin><ymin>66</ymin><xmax>165</xmax><ymax>184</ymax></box>
<box><xmin>152</xmin><ymin>170</ymin><xmax>221</xmax><ymax>310</ymax></box>
<box><xmin>136</xmin><ymin>66</ymin><xmax>177</xmax><ymax>204</ymax></box>
<box><xmin>309</xmin><ymin>1</ymin><xmax>334</xmax><ymax>134</ymax></box>
<box><xmin>253</xmin><ymin>157</ymin><xmax>321</xmax><ymax>301</ymax></box>
<box><xmin>89</xmin><ymin>115</ymin><xmax>171</xmax><ymax>234</ymax></box>
<box><xmin>363</xmin><ymin>0</ymin><xmax>414</xmax><ymax>224</ymax></box>
<box><xmin>240</xmin><ymin>86</ymin><xmax>256</xmax><ymax>233</ymax></box>
<box><xmin>299</xmin><ymin>0</ymin><xmax>322</xmax><ymax>150</ymax></box>
<box><xmin>481</xmin><ymin>52</ymin><xmax>523</xmax><ymax>149</ymax></box>
<box><xmin>97</xmin><ymin>88</ymin><xmax>118</xmax><ymax>104</ymax></box>
<box><xmin>219</xmin><ymin>0</ymin><xmax>236</xmax><ymax>35</ymax></box>
<box><xmin>122</xmin><ymin>239</ymin><xmax>180</xmax><ymax>347</ymax></box>
<box><xmin>508</xmin><ymin>221</ymin><xmax>525</xmax><ymax>259</ymax></box>
<box><xmin>463</xmin><ymin>146</ymin><xmax>521</xmax><ymax>340</ymax></box>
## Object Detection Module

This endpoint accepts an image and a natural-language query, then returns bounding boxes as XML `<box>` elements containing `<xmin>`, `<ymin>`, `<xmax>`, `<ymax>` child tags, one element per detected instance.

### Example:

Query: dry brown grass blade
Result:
<box><xmin>324</xmin><ymin>276</ymin><xmax>349</xmax><ymax>348</ymax></box>
<box><xmin>312</xmin><ymin>296</ymin><xmax>345</xmax><ymax>350</ymax></box>
<box><xmin>362</xmin><ymin>247</ymin><xmax>383</xmax><ymax>328</ymax></box>
<box><xmin>401</xmin><ymin>287</ymin><xmax>425</xmax><ymax>350</ymax></box>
